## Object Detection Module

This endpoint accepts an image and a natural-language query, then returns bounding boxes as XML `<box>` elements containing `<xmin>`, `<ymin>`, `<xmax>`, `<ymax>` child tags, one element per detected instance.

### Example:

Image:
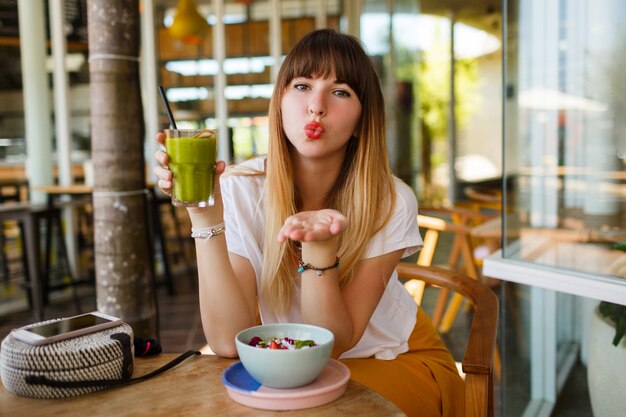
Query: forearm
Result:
<box><xmin>300</xmin><ymin>240</ymin><xmax>354</xmax><ymax>357</ymax></box>
<box><xmin>190</xmin><ymin>211</ymin><xmax>256</xmax><ymax>357</ymax></box>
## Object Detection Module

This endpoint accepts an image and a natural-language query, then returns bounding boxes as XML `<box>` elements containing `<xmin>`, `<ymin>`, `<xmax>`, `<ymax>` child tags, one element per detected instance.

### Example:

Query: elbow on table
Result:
<box><xmin>207</xmin><ymin>339</ymin><xmax>239</xmax><ymax>358</ymax></box>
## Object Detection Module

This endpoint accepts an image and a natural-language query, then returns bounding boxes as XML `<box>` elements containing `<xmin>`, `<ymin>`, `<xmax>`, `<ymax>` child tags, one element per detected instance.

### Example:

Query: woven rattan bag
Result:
<box><xmin>1</xmin><ymin>318</ymin><xmax>199</xmax><ymax>399</ymax></box>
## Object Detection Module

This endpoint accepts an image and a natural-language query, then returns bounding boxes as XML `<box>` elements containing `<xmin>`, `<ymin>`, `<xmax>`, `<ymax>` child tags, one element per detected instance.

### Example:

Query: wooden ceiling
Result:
<box><xmin>0</xmin><ymin>0</ymin><xmax>502</xmax><ymax>104</ymax></box>
<box><xmin>0</xmin><ymin>0</ymin><xmax>88</xmax><ymax>91</ymax></box>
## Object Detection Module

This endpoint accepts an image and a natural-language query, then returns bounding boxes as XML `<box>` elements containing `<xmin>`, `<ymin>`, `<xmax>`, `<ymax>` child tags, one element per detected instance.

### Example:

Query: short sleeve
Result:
<box><xmin>221</xmin><ymin>175</ymin><xmax>245</xmax><ymax>257</ymax></box>
<box><xmin>363</xmin><ymin>178</ymin><xmax>423</xmax><ymax>259</ymax></box>
<box><xmin>220</xmin><ymin>158</ymin><xmax>266</xmax><ymax>280</ymax></box>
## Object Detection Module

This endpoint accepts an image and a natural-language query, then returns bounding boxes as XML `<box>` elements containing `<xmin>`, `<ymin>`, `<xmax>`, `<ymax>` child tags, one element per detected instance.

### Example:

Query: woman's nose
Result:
<box><xmin>308</xmin><ymin>98</ymin><xmax>326</xmax><ymax>117</ymax></box>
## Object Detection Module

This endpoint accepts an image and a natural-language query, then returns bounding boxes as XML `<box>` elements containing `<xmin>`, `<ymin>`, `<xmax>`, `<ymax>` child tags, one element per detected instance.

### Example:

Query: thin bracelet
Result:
<box><xmin>191</xmin><ymin>222</ymin><xmax>226</xmax><ymax>239</ymax></box>
<box><xmin>298</xmin><ymin>255</ymin><xmax>340</xmax><ymax>277</ymax></box>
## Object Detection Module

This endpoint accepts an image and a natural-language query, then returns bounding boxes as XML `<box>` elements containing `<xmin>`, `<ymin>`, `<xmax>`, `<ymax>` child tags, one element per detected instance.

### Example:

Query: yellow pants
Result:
<box><xmin>340</xmin><ymin>307</ymin><xmax>464</xmax><ymax>417</ymax></box>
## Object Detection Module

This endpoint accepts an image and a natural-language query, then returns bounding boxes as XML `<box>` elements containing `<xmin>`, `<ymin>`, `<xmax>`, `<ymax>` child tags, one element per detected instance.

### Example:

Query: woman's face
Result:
<box><xmin>280</xmin><ymin>72</ymin><xmax>362</xmax><ymax>161</ymax></box>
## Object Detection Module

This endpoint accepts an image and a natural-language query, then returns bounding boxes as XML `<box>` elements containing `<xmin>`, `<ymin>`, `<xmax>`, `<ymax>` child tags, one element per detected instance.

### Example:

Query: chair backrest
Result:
<box><xmin>397</xmin><ymin>262</ymin><xmax>498</xmax><ymax>417</ymax></box>
<box><xmin>417</xmin><ymin>208</ymin><xmax>494</xmax><ymax>278</ymax></box>
<box><xmin>406</xmin><ymin>211</ymin><xmax>483</xmax><ymax>310</ymax></box>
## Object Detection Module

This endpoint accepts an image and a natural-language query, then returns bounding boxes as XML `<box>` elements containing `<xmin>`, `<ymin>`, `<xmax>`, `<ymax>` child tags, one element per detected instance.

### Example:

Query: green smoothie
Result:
<box><xmin>166</xmin><ymin>132</ymin><xmax>217</xmax><ymax>206</ymax></box>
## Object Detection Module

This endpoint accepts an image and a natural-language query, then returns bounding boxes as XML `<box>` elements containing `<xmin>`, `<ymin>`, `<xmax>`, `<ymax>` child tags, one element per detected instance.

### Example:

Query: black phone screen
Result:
<box><xmin>27</xmin><ymin>314</ymin><xmax>112</xmax><ymax>337</ymax></box>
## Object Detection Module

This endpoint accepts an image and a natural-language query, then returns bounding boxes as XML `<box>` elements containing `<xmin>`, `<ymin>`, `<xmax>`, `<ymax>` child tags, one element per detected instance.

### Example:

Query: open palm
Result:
<box><xmin>277</xmin><ymin>209</ymin><xmax>348</xmax><ymax>243</ymax></box>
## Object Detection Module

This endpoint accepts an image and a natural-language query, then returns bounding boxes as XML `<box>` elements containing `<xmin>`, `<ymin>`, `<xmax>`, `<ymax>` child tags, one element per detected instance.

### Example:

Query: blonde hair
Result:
<box><xmin>246</xmin><ymin>29</ymin><xmax>396</xmax><ymax>314</ymax></box>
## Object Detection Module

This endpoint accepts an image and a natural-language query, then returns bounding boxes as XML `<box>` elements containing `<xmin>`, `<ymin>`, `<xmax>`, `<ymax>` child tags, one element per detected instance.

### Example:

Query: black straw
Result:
<box><xmin>158</xmin><ymin>85</ymin><xmax>177</xmax><ymax>129</ymax></box>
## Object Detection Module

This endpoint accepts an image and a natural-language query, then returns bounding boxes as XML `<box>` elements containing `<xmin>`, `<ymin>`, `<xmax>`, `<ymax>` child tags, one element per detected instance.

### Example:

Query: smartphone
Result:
<box><xmin>11</xmin><ymin>311</ymin><xmax>123</xmax><ymax>346</ymax></box>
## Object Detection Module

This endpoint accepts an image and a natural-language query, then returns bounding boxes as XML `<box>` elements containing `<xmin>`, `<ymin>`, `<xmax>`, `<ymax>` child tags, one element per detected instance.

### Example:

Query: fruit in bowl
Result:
<box><xmin>235</xmin><ymin>323</ymin><xmax>334</xmax><ymax>389</ymax></box>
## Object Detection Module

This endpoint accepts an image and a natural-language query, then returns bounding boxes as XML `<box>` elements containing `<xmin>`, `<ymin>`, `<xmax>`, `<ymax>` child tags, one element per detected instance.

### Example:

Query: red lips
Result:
<box><xmin>304</xmin><ymin>122</ymin><xmax>325</xmax><ymax>140</ymax></box>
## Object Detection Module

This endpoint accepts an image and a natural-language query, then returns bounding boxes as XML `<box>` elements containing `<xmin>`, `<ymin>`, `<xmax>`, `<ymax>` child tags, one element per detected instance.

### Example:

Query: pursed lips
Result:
<box><xmin>304</xmin><ymin>121</ymin><xmax>325</xmax><ymax>140</ymax></box>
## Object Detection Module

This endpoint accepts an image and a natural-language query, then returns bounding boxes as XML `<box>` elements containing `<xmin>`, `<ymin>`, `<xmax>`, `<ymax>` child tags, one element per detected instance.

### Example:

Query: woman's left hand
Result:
<box><xmin>277</xmin><ymin>209</ymin><xmax>348</xmax><ymax>243</ymax></box>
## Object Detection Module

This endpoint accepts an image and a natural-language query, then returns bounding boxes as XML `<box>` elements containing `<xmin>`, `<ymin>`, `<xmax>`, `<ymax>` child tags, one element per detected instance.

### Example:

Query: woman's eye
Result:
<box><xmin>333</xmin><ymin>89</ymin><xmax>351</xmax><ymax>97</ymax></box>
<box><xmin>294</xmin><ymin>83</ymin><xmax>309</xmax><ymax>91</ymax></box>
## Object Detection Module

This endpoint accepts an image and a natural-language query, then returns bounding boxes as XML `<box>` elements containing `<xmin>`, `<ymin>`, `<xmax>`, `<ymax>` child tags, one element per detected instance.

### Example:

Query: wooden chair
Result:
<box><xmin>397</xmin><ymin>263</ymin><xmax>498</xmax><ymax>417</ymax></box>
<box><xmin>403</xmin><ymin>209</ymin><xmax>503</xmax><ymax>383</ymax></box>
<box><xmin>459</xmin><ymin>185</ymin><xmax>502</xmax><ymax>213</ymax></box>
<box><xmin>427</xmin><ymin>207</ymin><xmax>499</xmax><ymax>334</ymax></box>
<box><xmin>404</xmin><ymin>209</ymin><xmax>494</xmax><ymax>329</ymax></box>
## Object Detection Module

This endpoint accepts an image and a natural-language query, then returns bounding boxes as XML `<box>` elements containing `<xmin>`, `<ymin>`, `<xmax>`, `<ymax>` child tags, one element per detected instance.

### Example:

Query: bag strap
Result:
<box><xmin>24</xmin><ymin>333</ymin><xmax>201</xmax><ymax>389</ymax></box>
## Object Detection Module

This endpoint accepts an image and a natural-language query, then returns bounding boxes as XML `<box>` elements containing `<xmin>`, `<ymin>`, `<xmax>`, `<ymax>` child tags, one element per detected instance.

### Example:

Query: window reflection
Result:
<box><xmin>505</xmin><ymin>0</ymin><xmax>626</xmax><ymax>279</ymax></box>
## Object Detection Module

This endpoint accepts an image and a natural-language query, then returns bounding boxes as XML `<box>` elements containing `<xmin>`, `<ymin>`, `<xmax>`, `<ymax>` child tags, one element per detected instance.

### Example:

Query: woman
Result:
<box><xmin>155</xmin><ymin>29</ymin><xmax>463</xmax><ymax>417</ymax></box>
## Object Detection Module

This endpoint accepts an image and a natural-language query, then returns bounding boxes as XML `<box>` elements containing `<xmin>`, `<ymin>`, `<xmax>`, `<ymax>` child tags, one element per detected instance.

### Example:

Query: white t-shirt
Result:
<box><xmin>221</xmin><ymin>157</ymin><xmax>423</xmax><ymax>360</ymax></box>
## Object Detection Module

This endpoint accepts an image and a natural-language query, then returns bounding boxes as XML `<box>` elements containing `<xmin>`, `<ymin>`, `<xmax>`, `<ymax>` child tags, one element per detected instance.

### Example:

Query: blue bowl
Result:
<box><xmin>235</xmin><ymin>323</ymin><xmax>334</xmax><ymax>389</ymax></box>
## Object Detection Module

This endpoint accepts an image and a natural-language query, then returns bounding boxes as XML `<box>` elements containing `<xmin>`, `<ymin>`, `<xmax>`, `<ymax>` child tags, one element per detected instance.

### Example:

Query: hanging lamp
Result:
<box><xmin>169</xmin><ymin>0</ymin><xmax>209</xmax><ymax>45</ymax></box>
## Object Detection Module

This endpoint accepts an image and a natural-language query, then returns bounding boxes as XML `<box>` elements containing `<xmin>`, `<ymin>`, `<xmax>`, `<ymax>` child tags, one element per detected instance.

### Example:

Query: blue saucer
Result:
<box><xmin>221</xmin><ymin>361</ymin><xmax>262</xmax><ymax>392</ymax></box>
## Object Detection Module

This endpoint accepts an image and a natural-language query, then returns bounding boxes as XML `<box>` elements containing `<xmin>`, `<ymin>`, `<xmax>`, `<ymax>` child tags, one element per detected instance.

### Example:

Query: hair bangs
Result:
<box><xmin>278</xmin><ymin>30</ymin><xmax>369</xmax><ymax>101</ymax></box>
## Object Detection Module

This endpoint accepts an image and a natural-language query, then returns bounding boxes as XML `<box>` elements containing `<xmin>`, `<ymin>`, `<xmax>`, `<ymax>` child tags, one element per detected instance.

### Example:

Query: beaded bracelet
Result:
<box><xmin>191</xmin><ymin>222</ymin><xmax>226</xmax><ymax>239</ymax></box>
<box><xmin>298</xmin><ymin>255</ymin><xmax>340</xmax><ymax>277</ymax></box>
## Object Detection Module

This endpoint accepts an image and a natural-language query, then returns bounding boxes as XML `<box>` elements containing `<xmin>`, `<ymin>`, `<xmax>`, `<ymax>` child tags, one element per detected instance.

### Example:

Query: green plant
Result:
<box><xmin>598</xmin><ymin>242</ymin><xmax>626</xmax><ymax>346</ymax></box>
<box><xmin>599</xmin><ymin>301</ymin><xmax>626</xmax><ymax>346</ymax></box>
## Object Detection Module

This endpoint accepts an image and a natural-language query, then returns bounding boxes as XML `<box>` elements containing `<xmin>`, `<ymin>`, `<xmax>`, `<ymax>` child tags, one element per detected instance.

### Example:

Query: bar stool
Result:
<box><xmin>40</xmin><ymin>202</ymin><xmax>83</xmax><ymax>309</ymax></box>
<box><xmin>0</xmin><ymin>204</ymin><xmax>41</xmax><ymax>318</ymax></box>
<box><xmin>157</xmin><ymin>192</ymin><xmax>194</xmax><ymax>283</ymax></box>
<box><xmin>37</xmin><ymin>185</ymin><xmax>97</xmax><ymax>302</ymax></box>
<box><xmin>0</xmin><ymin>203</ymin><xmax>76</xmax><ymax>321</ymax></box>
<box><xmin>0</xmin><ymin>180</ymin><xmax>28</xmax><ymax>285</ymax></box>
<box><xmin>0</xmin><ymin>220</ymin><xmax>19</xmax><ymax>285</ymax></box>
<box><xmin>146</xmin><ymin>188</ymin><xmax>194</xmax><ymax>295</ymax></box>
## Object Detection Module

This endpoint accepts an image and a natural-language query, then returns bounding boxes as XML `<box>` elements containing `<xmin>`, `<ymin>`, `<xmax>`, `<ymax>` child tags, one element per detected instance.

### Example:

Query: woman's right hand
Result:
<box><xmin>153</xmin><ymin>131</ymin><xmax>227</xmax><ymax>224</ymax></box>
<box><xmin>153</xmin><ymin>132</ymin><xmax>172</xmax><ymax>196</ymax></box>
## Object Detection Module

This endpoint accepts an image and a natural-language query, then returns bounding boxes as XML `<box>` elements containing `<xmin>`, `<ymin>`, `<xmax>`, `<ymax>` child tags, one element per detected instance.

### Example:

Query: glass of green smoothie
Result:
<box><xmin>165</xmin><ymin>128</ymin><xmax>218</xmax><ymax>207</ymax></box>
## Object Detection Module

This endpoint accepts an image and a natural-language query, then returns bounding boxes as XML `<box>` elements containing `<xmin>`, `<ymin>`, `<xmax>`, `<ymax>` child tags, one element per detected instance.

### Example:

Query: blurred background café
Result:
<box><xmin>0</xmin><ymin>1</ymin><xmax>624</xmax><ymax>416</ymax></box>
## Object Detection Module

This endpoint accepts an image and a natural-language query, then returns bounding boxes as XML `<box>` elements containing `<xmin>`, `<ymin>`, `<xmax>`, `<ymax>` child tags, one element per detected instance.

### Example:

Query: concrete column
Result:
<box><xmin>447</xmin><ymin>11</ymin><xmax>457</xmax><ymax>206</ymax></box>
<box><xmin>269</xmin><ymin>0</ymin><xmax>281</xmax><ymax>82</ymax></box>
<box><xmin>385</xmin><ymin>0</ymin><xmax>398</xmax><ymax>174</ymax></box>
<box><xmin>49</xmin><ymin>0</ymin><xmax>78</xmax><ymax>277</ymax></box>
<box><xmin>18</xmin><ymin>0</ymin><xmax>53</xmax><ymax>203</ymax></box>
<box><xmin>49</xmin><ymin>0</ymin><xmax>72</xmax><ymax>186</ymax></box>
<box><xmin>140</xmin><ymin>0</ymin><xmax>160</xmax><ymax>182</ymax></box>
<box><xmin>315</xmin><ymin>0</ymin><xmax>327</xmax><ymax>29</ymax></box>
<box><xmin>345</xmin><ymin>0</ymin><xmax>361</xmax><ymax>37</ymax></box>
<box><xmin>213</xmin><ymin>0</ymin><xmax>230</xmax><ymax>163</ymax></box>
